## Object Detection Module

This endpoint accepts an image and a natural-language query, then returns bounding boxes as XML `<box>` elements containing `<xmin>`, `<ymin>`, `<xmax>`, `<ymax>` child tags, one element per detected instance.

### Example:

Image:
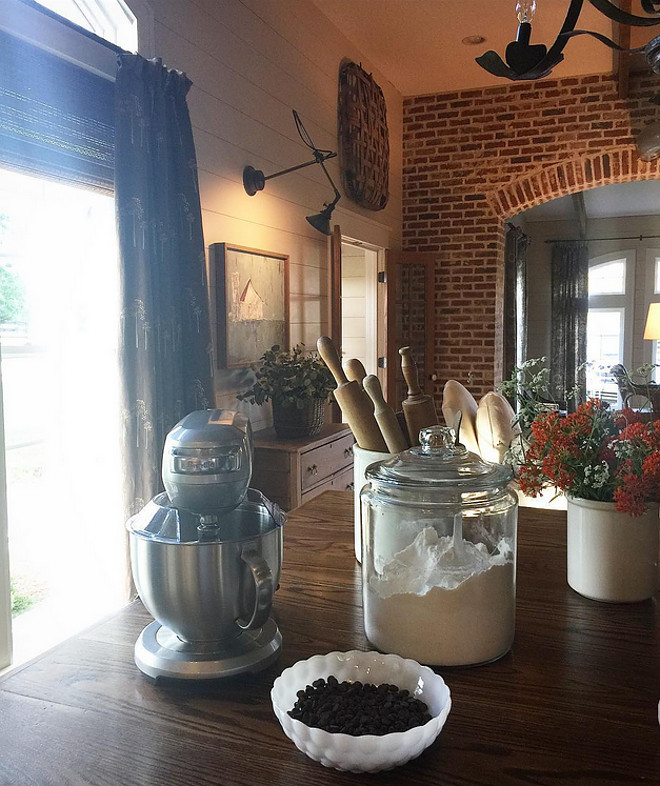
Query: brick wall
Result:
<box><xmin>402</xmin><ymin>71</ymin><xmax>660</xmax><ymax>400</ymax></box>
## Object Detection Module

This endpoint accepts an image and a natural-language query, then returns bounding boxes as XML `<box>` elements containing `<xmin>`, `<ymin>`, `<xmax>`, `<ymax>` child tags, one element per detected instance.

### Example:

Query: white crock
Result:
<box><xmin>566</xmin><ymin>496</ymin><xmax>659</xmax><ymax>602</ymax></box>
<box><xmin>353</xmin><ymin>445</ymin><xmax>394</xmax><ymax>563</ymax></box>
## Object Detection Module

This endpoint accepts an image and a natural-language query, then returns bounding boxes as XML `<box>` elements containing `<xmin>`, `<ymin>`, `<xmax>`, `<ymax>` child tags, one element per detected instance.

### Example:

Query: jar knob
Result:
<box><xmin>419</xmin><ymin>425</ymin><xmax>457</xmax><ymax>451</ymax></box>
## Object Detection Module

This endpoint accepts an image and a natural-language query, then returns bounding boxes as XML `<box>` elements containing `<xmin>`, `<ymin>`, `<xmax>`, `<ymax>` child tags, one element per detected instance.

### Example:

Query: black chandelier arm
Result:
<box><xmin>559</xmin><ymin>28</ymin><xmax>650</xmax><ymax>52</ymax></box>
<box><xmin>539</xmin><ymin>0</ymin><xmax>584</xmax><ymax>70</ymax></box>
<box><xmin>643</xmin><ymin>1</ymin><xmax>660</xmax><ymax>14</ymax></box>
<box><xmin>587</xmin><ymin>0</ymin><xmax>660</xmax><ymax>25</ymax></box>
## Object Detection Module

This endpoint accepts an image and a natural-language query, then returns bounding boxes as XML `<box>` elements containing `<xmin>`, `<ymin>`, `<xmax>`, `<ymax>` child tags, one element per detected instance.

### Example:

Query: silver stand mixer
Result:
<box><xmin>127</xmin><ymin>410</ymin><xmax>284</xmax><ymax>680</ymax></box>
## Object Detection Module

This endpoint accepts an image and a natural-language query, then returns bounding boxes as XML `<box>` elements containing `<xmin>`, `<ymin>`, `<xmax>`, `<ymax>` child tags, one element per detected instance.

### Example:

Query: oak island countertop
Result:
<box><xmin>1</xmin><ymin>490</ymin><xmax>659</xmax><ymax>785</ymax></box>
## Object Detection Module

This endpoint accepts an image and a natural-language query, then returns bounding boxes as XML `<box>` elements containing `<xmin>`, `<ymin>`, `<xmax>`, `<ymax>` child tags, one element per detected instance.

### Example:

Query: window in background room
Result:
<box><xmin>586</xmin><ymin>252</ymin><xmax>634</xmax><ymax>405</ymax></box>
<box><xmin>650</xmin><ymin>255</ymin><xmax>660</xmax><ymax>382</ymax></box>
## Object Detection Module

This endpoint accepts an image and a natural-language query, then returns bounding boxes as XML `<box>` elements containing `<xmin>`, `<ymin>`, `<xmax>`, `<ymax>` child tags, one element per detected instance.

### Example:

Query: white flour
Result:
<box><xmin>364</xmin><ymin>526</ymin><xmax>515</xmax><ymax>666</ymax></box>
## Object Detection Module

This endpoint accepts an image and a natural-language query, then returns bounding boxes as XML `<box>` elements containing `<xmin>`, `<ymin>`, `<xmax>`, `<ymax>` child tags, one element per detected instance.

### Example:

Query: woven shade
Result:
<box><xmin>338</xmin><ymin>61</ymin><xmax>389</xmax><ymax>211</ymax></box>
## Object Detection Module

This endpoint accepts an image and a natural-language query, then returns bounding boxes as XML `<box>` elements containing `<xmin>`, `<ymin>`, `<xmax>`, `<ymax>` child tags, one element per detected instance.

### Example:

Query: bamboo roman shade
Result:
<box><xmin>0</xmin><ymin>28</ymin><xmax>115</xmax><ymax>192</ymax></box>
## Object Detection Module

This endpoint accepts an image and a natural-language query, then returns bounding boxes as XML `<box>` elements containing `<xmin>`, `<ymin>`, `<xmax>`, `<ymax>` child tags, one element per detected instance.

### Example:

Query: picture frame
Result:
<box><xmin>210</xmin><ymin>242</ymin><xmax>289</xmax><ymax>369</ymax></box>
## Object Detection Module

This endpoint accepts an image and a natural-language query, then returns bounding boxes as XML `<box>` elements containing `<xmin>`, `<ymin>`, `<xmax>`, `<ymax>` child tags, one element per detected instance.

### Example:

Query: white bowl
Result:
<box><xmin>271</xmin><ymin>650</ymin><xmax>452</xmax><ymax>773</ymax></box>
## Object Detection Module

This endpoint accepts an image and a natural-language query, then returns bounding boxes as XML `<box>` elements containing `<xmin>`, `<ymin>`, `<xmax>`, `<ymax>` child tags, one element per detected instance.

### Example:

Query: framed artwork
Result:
<box><xmin>211</xmin><ymin>243</ymin><xmax>289</xmax><ymax>368</ymax></box>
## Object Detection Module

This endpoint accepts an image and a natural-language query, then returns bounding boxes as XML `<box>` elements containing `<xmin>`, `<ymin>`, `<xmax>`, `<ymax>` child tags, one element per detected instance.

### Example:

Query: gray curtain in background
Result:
<box><xmin>115</xmin><ymin>54</ymin><xmax>213</xmax><ymax>522</ymax></box>
<box><xmin>503</xmin><ymin>224</ymin><xmax>530</xmax><ymax>382</ymax></box>
<box><xmin>551</xmin><ymin>240</ymin><xmax>588</xmax><ymax>405</ymax></box>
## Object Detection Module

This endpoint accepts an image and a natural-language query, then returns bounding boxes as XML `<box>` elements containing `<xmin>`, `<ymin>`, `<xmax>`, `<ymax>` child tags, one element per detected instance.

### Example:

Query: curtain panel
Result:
<box><xmin>503</xmin><ymin>224</ymin><xmax>531</xmax><ymax>383</ymax></box>
<box><xmin>550</xmin><ymin>240</ymin><xmax>588</xmax><ymax>406</ymax></box>
<box><xmin>115</xmin><ymin>54</ymin><xmax>213</xmax><ymax>520</ymax></box>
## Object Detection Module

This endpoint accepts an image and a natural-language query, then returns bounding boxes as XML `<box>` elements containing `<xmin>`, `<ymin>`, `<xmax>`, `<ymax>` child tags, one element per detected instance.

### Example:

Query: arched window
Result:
<box><xmin>586</xmin><ymin>251</ymin><xmax>635</xmax><ymax>404</ymax></box>
<box><xmin>33</xmin><ymin>0</ymin><xmax>138</xmax><ymax>51</ymax></box>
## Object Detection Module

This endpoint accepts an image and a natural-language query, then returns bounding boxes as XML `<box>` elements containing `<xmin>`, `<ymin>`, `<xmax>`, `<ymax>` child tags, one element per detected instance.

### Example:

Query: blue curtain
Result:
<box><xmin>115</xmin><ymin>54</ymin><xmax>213</xmax><ymax>517</ymax></box>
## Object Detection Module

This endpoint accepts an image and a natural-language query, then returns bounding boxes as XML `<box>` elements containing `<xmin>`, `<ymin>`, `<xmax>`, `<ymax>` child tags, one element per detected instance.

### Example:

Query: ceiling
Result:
<box><xmin>314</xmin><ymin>0</ymin><xmax>656</xmax><ymax>96</ymax></box>
<box><xmin>522</xmin><ymin>180</ymin><xmax>660</xmax><ymax>222</ymax></box>
<box><xmin>315</xmin><ymin>1</ymin><xmax>660</xmax><ymax>218</ymax></box>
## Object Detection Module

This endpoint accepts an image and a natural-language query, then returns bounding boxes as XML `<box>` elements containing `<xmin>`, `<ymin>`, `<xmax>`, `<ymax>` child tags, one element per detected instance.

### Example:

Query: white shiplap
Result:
<box><xmin>148</xmin><ymin>0</ymin><xmax>402</xmax><ymax>414</ymax></box>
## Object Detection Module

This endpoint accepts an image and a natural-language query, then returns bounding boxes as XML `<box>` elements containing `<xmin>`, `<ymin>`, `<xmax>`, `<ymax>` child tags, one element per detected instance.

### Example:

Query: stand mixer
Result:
<box><xmin>127</xmin><ymin>409</ymin><xmax>284</xmax><ymax>680</ymax></box>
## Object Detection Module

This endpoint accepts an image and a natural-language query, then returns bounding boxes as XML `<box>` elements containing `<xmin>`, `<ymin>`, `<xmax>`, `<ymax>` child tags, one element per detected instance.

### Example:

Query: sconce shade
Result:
<box><xmin>306</xmin><ymin>204</ymin><xmax>335</xmax><ymax>236</ymax></box>
<box><xmin>644</xmin><ymin>302</ymin><xmax>660</xmax><ymax>339</ymax></box>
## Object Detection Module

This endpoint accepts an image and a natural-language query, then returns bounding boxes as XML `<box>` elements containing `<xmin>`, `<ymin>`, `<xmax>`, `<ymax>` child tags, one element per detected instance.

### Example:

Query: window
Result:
<box><xmin>33</xmin><ymin>0</ymin><xmax>138</xmax><ymax>51</ymax></box>
<box><xmin>588</xmin><ymin>258</ymin><xmax>626</xmax><ymax>295</ymax></box>
<box><xmin>586</xmin><ymin>251</ymin><xmax>634</xmax><ymax>404</ymax></box>
<box><xmin>0</xmin><ymin>29</ymin><xmax>124</xmax><ymax>672</ymax></box>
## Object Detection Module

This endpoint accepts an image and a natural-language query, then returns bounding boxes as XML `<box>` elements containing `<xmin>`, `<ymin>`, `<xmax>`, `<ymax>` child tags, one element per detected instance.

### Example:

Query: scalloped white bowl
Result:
<box><xmin>271</xmin><ymin>650</ymin><xmax>452</xmax><ymax>773</ymax></box>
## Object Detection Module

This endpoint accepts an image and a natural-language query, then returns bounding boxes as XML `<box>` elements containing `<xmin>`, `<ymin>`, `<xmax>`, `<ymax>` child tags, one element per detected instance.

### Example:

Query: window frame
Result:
<box><xmin>587</xmin><ymin>249</ymin><xmax>635</xmax><ymax>373</ymax></box>
<box><xmin>644</xmin><ymin>248</ymin><xmax>660</xmax><ymax>376</ymax></box>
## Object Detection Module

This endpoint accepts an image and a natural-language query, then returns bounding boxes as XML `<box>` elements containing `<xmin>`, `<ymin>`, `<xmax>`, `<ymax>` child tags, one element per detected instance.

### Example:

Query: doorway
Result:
<box><xmin>340</xmin><ymin>239</ymin><xmax>379</xmax><ymax>374</ymax></box>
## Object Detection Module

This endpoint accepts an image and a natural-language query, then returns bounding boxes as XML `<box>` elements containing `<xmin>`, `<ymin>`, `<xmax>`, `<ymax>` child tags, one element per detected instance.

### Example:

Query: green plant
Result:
<box><xmin>10</xmin><ymin>578</ymin><xmax>38</xmax><ymax>617</ymax></box>
<box><xmin>237</xmin><ymin>344</ymin><xmax>335</xmax><ymax>410</ymax></box>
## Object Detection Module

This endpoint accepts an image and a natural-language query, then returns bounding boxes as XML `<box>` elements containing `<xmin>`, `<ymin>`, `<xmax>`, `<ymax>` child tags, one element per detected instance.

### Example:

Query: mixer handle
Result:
<box><xmin>236</xmin><ymin>547</ymin><xmax>274</xmax><ymax>631</ymax></box>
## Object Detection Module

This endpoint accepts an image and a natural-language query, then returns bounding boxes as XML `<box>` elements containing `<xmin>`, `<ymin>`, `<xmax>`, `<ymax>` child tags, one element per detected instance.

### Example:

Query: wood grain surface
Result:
<box><xmin>1</xmin><ymin>492</ymin><xmax>659</xmax><ymax>785</ymax></box>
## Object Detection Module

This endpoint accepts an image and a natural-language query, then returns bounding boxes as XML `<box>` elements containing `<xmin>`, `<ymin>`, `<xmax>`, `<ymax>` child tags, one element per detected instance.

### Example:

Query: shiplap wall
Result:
<box><xmin>148</xmin><ymin>0</ymin><xmax>403</xmax><ymax>429</ymax></box>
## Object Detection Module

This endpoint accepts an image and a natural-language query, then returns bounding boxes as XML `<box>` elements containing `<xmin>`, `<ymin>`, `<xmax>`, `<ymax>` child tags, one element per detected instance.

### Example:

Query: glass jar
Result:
<box><xmin>361</xmin><ymin>425</ymin><xmax>518</xmax><ymax>667</ymax></box>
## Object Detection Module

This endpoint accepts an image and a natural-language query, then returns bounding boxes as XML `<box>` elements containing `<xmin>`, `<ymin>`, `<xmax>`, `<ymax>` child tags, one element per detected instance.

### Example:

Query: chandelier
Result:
<box><xmin>476</xmin><ymin>0</ymin><xmax>660</xmax><ymax>81</ymax></box>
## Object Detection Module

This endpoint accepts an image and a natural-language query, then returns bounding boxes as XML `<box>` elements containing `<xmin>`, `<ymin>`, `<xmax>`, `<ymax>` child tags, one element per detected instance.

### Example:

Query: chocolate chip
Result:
<box><xmin>287</xmin><ymin>678</ymin><xmax>432</xmax><ymax>736</ymax></box>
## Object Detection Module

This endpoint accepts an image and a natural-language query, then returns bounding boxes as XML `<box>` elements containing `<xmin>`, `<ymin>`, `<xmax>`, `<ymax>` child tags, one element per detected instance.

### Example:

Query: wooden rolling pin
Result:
<box><xmin>399</xmin><ymin>346</ymin><xmax>439</xmax><ymax>445</ymax></box>
<box><xmin>317</xmin><ymin>337</ymin><xmax>388</xmax><ymax>452</ymax></box>
<box><xmin>363</xmin><ymin>375</ymin><xmax>409</xmax><ymax>453</ymax></box>
<box><xmin>344</xmin><ymin>358</ymin><xmax>368</xmax><ymax>386</ymax></box>
<box><xmin>344</xmin><ymin>358</ymin><xmax>374</xmax><ymax>414</ymax></box>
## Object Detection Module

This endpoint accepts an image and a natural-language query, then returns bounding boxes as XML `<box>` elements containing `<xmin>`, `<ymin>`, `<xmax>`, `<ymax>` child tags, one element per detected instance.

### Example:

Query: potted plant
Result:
<box><xmin>517</xmin><ymin>399</ymin><xmax>660</xmax><ymax>602</ymax></box>
<box><xmin>237</xmin><ymin>344</ymin><xmax>335</xmax><ymax>438</ymax></box>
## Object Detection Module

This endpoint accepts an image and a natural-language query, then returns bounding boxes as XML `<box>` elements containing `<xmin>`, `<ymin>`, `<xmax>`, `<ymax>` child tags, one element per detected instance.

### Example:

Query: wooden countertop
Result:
<box><xmin>1</xmin><ymin>491</ymin><xmax>659</xmax><ymax>785</ymax></box>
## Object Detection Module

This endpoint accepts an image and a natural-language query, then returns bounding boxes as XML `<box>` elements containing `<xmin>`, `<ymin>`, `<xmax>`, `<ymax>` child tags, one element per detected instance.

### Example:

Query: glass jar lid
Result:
<box><xmin>365</xmin><ymin>425</ymin><xmax>512</xmax><ymax>492</ymax></box>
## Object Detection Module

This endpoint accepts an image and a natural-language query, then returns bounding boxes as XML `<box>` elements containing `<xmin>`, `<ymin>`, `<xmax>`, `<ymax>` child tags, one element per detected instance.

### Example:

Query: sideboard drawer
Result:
<box><xmin>300</xmin><ymin>432</ymin><xmax>355</xmax><ymax>492</ymax></box>
<box><xmin>252</xmin><ymin>424</ymin><xmax>355</xmax><ymax>511</ymax></box>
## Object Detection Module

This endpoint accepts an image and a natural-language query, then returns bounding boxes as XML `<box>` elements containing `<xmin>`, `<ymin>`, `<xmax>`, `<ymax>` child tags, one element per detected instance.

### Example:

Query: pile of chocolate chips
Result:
<box><xmin>288</xmin><ymin>675</ymin><xmax>432</xmax><ymax>736</ymax></box>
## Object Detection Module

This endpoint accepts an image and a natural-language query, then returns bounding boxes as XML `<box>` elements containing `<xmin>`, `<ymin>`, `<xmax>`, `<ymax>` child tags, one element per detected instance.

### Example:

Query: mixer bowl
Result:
<box><xmin>128</xmin><ymin>492</ymin><xmax>283</xmax><ymax>644</ymax></box>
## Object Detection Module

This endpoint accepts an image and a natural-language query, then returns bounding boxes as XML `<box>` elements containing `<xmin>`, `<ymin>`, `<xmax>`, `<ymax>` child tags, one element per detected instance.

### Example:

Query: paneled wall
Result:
<box><xmin>402</xmin><ymin>71</ymin><xmax>660</xmax><ymax>401</ymax></box>
<box><xmin>147</xmin><ymin>0</ymin><xmax>403</xmax><ymax>428</ymax></box>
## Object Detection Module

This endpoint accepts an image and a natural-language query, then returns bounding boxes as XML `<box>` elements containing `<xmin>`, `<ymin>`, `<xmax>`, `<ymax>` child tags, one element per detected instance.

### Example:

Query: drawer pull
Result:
<box><xmin>307</xmin><ymin>464</ymin><xmax>319</xmax><ymax>476</ymax></box>
<box><xmin>345</xmin><ymin>482</ymin><xmax>355</xmax><ymax>491</ymax></box>
<box><xmin>344</xmin><ymin>446</ymin><xmax>354</xmax><ymax>457</ymax></box>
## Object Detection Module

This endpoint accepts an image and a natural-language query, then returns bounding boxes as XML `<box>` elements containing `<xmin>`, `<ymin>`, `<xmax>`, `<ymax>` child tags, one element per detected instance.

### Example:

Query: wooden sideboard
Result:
<box><xmin>251</xmin><ymin>423</ymin><xmax>355</xmax><ymax>510</ymax></box>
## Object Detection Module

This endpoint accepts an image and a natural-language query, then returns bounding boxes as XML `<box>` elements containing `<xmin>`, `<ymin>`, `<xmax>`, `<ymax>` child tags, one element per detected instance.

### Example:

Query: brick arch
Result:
<box><xmin>488</xmin><ymin>147</ymin><xmax>660</xmax><ymax>221</ymax></box>
<box><xmin>486</xmin><ymin>147</ymin><xmax>660</xmax><ymax>387</ymax></box>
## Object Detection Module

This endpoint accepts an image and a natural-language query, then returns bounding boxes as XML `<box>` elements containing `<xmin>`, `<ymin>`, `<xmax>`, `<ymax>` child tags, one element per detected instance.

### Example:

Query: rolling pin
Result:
<box><xmin>344</xmin><ymin>358</ymin><xmax>374</xmax><ymax>414</ymax></box>
<box><xmin>344</xmin><ymin>358</ymin><xmax>368</xmax><ymax>386</ymax></box>
<box><xmin>363</xmin><ymin>375</ymin><xmax>409</xmax><ymax>453</ymax></box>
<box><xmin>399</xmin><ymin>346</ymin><xmax>439</xmax><ymax>445</ymax></box>
<box><xmin>317</xmin><ymin>337</ymin><xmax>388</xmax><ymax>452</ymax></box>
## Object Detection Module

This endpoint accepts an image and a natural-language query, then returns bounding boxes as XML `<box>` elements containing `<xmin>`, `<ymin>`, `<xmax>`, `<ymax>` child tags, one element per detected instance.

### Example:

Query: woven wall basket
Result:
<box><xmin>338</xmin><ymin>61</ymin><xmax>389</xmax><ymax>211</ymax></box>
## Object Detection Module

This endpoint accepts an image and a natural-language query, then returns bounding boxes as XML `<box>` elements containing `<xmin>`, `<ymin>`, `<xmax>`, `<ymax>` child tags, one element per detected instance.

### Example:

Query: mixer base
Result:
<box><xmin>134</xmin><ymin>618</ymin><xmax>282</xmax><ymax>680</ymax></box>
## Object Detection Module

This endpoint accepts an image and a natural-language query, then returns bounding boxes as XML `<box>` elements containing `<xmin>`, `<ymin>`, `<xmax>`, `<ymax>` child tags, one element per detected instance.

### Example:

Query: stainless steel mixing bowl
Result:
<box><xmin>128</xmin><ymin>490</ymin><xmax>283</xmax><ymax>643</ymax></box>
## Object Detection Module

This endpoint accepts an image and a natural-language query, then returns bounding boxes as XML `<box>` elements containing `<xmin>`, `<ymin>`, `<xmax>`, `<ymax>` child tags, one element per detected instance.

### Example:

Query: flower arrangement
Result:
<box><xmin>237</xmin><ymin>343</ymin><xmax>335</xmax><ymax>410</ymax></box>
<box><xmin>518</xmin><ymin>399</ymin><xmax>660</xmax><ymax>516</ymax></box>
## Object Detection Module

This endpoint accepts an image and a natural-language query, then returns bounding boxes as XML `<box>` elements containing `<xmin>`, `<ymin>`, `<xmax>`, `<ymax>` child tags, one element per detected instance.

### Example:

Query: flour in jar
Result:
<box><xmin>364</xmin><ymin>526</ymin><xmax>515</xmax><ymax>666</ymax></box>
